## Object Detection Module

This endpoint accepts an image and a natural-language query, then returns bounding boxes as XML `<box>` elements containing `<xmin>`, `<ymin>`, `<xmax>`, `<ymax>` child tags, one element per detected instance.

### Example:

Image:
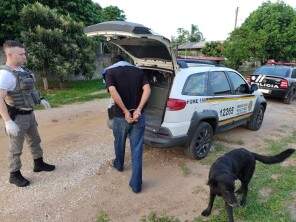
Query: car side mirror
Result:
<box><xmin>250</xmin><ymin>83</ymin><xmax>258</xmax><ymax>93</ymax></box>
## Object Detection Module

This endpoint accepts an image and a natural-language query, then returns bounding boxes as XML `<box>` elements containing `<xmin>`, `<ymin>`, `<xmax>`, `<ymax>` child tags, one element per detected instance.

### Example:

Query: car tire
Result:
<box><xmin>283</xmin><ymin>89</ymin><xmax>295</xmax><ymax>104</ymax></box>
<box><xmin>185</xmin><ymin>122</ymin><xmax>213</xmax><ymax>160</ymax></box>
<box><xmin>246</xmin><ymin>105</ymin><xmax>265</xmax><ymax>131</ymax></box>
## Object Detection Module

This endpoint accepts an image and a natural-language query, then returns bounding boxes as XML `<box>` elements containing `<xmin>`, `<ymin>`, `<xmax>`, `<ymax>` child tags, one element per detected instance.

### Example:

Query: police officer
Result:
<box><xmin>0</xmin><ymin>40</ymin><xmax>55</xmax><ymax>187</ymax></box>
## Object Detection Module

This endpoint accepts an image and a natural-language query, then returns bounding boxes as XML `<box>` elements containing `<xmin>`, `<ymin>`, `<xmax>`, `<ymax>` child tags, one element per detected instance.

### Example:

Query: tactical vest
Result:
<box><xmin>0</xmin><ymin>65</ymin><xmax>41</xmax><ymax>110</ymax></box>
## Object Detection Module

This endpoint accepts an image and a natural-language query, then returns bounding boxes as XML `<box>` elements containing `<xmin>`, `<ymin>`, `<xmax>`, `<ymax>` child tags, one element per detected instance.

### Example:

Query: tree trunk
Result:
<box><xmin>59</xmin><ymin>77</ymin><xmax>64</xmax><ymax>89</ymax></box>
<box><xmin>42</xmin><ymin>77</ymin><xmax>49</xmax><ymax>91</ymax></box>
<box><xmin>59</xmin><ymin>81</ymin><xmax>63</xmax><ymax>89</ymax></box>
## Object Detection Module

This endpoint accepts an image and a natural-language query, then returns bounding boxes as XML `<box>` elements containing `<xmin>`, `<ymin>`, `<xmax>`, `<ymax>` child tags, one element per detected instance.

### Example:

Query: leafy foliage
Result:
<box><xmin>101</xmin><ymin>6</ymin><xmax>126</xmax><ymax>21</ymax></box>
<box><xmin>20</xmin><ymin>2</ymin><xmax>96</xmax><ymax>84</ymax></box>
<box><xmin>224</xmin><ymin>1</ymin><xmax>296</xmax><ymax>69</ymax></box>
<box><xmin>0</xmin><ymin>0</ymin><xmax>125</xmax><ymax>44</ymax></box>
<box><xmin>171</xmin><ymin>24</ymin><xmax>204</xmax><ymax>48</ymax></box>
<box><xmin>201</xmin><ymin>41</ymin><xmax>224</xmax><ymax>57</ymax></box>
<box><xmin>0</xmin><ymin>0</ymin><xmax>34</xmax><ymax>44</ymax></box>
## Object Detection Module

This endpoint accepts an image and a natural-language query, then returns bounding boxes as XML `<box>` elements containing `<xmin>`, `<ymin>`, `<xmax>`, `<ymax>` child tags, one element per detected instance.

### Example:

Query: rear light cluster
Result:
<box><xmin>166</xmin><ymin>98</ymin><xmax>186</xmax><ymax>111</ymax></box>
<box><xmin>280</xmin><ymin>79</ymin><xmax>288</xmax><ymax>89</ymax></box>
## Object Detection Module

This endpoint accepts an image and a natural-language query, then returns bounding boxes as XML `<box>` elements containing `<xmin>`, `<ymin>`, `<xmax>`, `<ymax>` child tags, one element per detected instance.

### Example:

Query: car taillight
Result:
<box><xmin>280</xmin><ymin>79</ymin><xmax>288</xmax><ymax>89</ymax></box>
<box><xmin>166</xmin><ymin>98</ymin><xmax>186</xmax><ymax>111</ymax></box>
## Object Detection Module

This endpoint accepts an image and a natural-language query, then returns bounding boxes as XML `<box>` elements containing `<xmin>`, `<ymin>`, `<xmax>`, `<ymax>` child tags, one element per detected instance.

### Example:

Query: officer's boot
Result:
<box><xmin>33</xmin><ymin>157</ymin><xmax>55</xmax><ymax>172</ymax></box>
<box><xmin>9</xmin><ymin>171</ymin><xmax>30</xmax><ymax>187</ymax></box>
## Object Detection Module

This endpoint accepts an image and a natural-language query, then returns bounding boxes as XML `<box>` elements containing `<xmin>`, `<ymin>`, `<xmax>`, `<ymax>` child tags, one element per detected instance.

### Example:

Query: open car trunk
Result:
<box><xmin>84</xmin><ymin>21</ymin><xmax>177</xmax><ymax>131</ymax></box>
<box><xmin>143</xmin><ymin>68</ymin><xmax>173</xmax><ymax>132</ymax></box>
<box><xmin>84</xmin><ymin>21</ymin><xmax>177</xmax><ymax>72</ymax></box>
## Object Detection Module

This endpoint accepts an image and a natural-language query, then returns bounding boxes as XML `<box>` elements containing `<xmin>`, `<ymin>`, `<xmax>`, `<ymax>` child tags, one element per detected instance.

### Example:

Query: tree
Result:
<box><xmin>188</xmin><ymin>24</ymin><xmax>204</xmax><ymax>42</ymax></box>
<box><xmin>224</xmin><ymin>1</ymin><xmax>296</xmax><ymax>68</ymax></box>
<box><xmin>201</xmin><ymin>41</ymin><xmax>224</xmax><ymax>57</ymax></box>
<box><xmin>0</xmin><ymin>0</ymin><xmax>34</xmax><ymax>44</ymax></box>
<box><xmin>101</xmin><ymin>6</ymin><xmax>126</xmax><ymax>21</ymax></box>
<box><xmin>171</xmin><ymin>24</ymin><xmax>204</xmax><ymax>48</ymax></box>
<box><xmin>0</xmin><ymin>0</ymin><xmax>126</xmax><ymax>44</ymax></box>
<box><xmin>41</xmin><ymin>0</ymin><xmax>103</xmax><ymax>25</ymax></box>
<box><xmin>171</xmin><ymin>28</ymin><xmax>189</xmax><ymax>47</ymax></box>
<box><xmin>20</xmin><ymin>2</ymin><xmax>96</xmax><ymax>90</ymax></box>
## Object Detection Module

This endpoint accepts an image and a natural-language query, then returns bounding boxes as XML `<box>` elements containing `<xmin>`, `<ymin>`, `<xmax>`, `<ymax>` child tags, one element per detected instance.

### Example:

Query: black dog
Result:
<box><xmin>201</xmin><ymin>148</ymin><xmax>295</xmax><ymax>222</ymax></box>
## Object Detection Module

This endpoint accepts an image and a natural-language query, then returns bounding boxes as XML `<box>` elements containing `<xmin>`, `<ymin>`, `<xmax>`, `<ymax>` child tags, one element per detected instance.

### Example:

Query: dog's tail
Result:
<box><xmin>252</xmin><ymin>149</ymin><xmax>295</xmax><ymax>164</ymax></box>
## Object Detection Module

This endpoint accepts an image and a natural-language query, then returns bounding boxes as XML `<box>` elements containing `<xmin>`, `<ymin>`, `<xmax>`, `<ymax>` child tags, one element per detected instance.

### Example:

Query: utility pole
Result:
<box><xmin>234</xmin><ymin>6</ymin><xmax>239</xmax><ymax>29</ymax></box>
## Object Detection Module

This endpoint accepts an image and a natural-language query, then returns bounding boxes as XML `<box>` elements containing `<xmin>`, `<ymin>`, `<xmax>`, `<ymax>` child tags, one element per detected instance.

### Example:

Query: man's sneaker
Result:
<box><xmin>33</xmin><ymin>158</ymin><xmax>55</xmax><ymax>172</ymax></box>
<box><xmin>9</xmin><ymin>171</ymin><xmax>30</xmax><ymax>187</ymax></box>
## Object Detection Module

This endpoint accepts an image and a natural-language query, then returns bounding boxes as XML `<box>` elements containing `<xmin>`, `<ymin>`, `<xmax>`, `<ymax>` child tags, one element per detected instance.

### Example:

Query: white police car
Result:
<box><xmin>85</xmin><ymin>21</ymin><xmax>267</xmax><ymax>159</ymax></box>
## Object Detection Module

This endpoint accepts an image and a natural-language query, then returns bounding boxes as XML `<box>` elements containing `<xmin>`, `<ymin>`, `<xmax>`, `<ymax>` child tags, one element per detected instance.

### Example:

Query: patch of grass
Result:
<box><xmin>140</xmin><ymin>212</ymin><xmax>181</xmax><ymax>222</ymax></box>
<box><xmin>97</xmin><ymin>211</ymin><xmax>110</xmax><ymax>222</ymax></box>
<box><xmin>194</xmin><ymin>131</ymin><xmax>296</xmax><ymax>222</ymax></box>
<box><xmin>265</xmin><ymin>130</ymin><xmax>296</xmax><ymax>153</ymax></box>
<box><xmin>280</xmin><ymin>124</ymin><xmax>289</xmax><ymax>129</ymax></box>
<box><xmin>41</xmin><ymin>80</ymin><xmax>109</xmax><ymax>107</ymax></box>
<box><xmin>179</xmin><ymin>162</ymin><xmax>190</xmax><ymax>176</ymax></box>
<box><xmin>276</xmin><ymin>128</ymin><xmax>286</xmax><ymax>133</ymax></box>
<box><xmin>199</xmin><ymin>142</ymin><xmax>227</xmax><ymax>165</ymax></box>
<box><xmin>215</xmin><ymin>135</ymin><xmax>245</xmax><ymax>145</ymax></box>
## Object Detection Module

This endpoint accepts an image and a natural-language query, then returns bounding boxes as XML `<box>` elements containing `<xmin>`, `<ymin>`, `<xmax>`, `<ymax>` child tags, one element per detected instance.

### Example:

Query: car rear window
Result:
<box><xmin>182</xmin><ymin>72</ymin><xmax>208</xmax><ymax>96</ymax></box>
<box><xmin>254</xmin><ymin>66</ymin><xmax>290</xmax><ymax>77</ymax></box>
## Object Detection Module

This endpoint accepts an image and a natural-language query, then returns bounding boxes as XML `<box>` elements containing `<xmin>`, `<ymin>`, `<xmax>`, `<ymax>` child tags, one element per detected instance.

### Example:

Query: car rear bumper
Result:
<box><xmin>144</xmin><ymin>127</ymin><xmax>188</xmax><ymax>148</ymax></box>
<box><xmin>108</xmin><ymin>120</ymin><xmax>188</xmax><ymax>147</ymax></box>
<box><xmin>260</xmin><ymin>88</ymin><xmax>287</xmax><ymax>98</ymax></box>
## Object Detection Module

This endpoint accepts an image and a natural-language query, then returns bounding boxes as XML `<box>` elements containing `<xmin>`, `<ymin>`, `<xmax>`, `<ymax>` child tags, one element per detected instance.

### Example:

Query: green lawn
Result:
<box><xmin>40</xmin><ymin>80</ymin><xmax>109</xmax><ymax>107</ymax></box>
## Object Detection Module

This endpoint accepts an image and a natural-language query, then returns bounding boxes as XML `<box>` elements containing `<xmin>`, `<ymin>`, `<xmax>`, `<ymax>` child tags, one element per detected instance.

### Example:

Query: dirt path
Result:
<box><xmin>0</xmin><ymin>99</ymin><xmax>295</xmax><ymax>222</ymax></box>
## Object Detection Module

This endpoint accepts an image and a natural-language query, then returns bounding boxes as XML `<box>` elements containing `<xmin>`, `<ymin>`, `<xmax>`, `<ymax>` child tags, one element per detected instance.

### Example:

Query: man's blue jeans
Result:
<box><xmin>112</xmin><ymin>115</ymin><xmax>145</xmax><ymax>192</ymax></box>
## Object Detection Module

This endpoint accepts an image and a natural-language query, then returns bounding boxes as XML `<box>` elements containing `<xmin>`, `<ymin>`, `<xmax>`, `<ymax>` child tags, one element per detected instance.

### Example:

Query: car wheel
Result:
<box><xmin>185</xmin><ymin>122</ymin><xmax>213</xmax><ymax>160</ymax></box>
<box><xmin>246</xmin><ymin>105</ymin><xmax>265</xmax><ymax>131</ymax></box>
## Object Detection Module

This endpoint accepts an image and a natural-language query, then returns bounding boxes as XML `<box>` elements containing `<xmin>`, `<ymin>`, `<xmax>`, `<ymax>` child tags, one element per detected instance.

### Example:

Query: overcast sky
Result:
<box><xmin>95</xmin><ymin>0</ymin><xmax>296</xmax><ymax>41</ymax></box>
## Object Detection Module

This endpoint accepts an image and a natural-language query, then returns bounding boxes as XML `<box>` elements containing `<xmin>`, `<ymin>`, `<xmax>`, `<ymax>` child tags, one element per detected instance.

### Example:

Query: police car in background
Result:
<box><xmin>248</xmin><ymin>60</ymin><xmax>296</xmax><ymax>104</ymax></box>
<box><xmin>85</xmin><ymin>21</ymin><xmax>267</xmax><ymax>159</ymax></box>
